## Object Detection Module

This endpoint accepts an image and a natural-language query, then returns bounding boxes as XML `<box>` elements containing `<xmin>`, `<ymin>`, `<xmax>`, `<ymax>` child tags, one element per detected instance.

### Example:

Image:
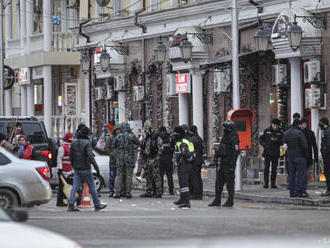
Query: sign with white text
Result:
<box><xmin>176</xmin><ymin>73</ymin><xmax>191</xmax><ymax>93</ymax></box>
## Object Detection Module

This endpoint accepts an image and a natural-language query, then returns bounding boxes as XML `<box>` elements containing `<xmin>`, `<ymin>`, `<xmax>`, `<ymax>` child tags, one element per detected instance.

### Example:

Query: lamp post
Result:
<box><xmin>81</xmin><ymin>51</ymin><xmax>91</xmax><ymax>74</ymax></box>
<box><xmin>100</xmin><ymin>49</ymin><xmax>111</xmax><ymax>72</ymax></box>
<box><xmin>254</xmin><ymin>28</ymin><xmax>270</xmax><ymax>51</ymax></box>
<box><xmin>153</xmin><ymin>41</ymin><xmax>167</xmax><ymax>64</ymax></box>
<box><xmin>179</xmin><ymin>38</ymin><xmax>193</xmax><ymax>62</ymax></box>
<box><xmin>80</xmin><ymin>50</ymin><xmax>92</xmax><ymax>128</ymax></box>
<box><xmin>287</xmin><ymin>21</ymin><xmax>303</xmax><ymax>51</ymax></box>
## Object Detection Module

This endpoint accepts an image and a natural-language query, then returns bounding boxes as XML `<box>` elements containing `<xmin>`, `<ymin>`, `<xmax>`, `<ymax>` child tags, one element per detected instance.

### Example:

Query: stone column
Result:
<box><xmin>26</xmin><ymin>0</ymin><xmax>33</xmax><ymax>51</ymax></box>
<box><xmin>43</xmin><ymin>0</ymin><xmax>52</xmax><ymax>134</ymax></box>
<box><xmin>289</xmin><ymin>58</ymin><xmax>303</xmax><ymax>122</ymax></box>
<box><xmin>311</xmin><ymin>84</ymin><xmax>320</xmax><ymax>144</ymax></box>
<box><xmin>191</xmin><ymin>69</ymin><xmax>204</xmax><ymax>139</ymax></box>
<box><xmin>27</xmin><ymin>79</ymin><xmax>34</xmax><ymax>116</ymax></box>
<box><xmin>179</xmin><ymin>93</ymin><xmax>189</xmax><ymax>125</ymax></box>
<box><xmin>118</xmin><ymin>92</ymin><xmax>126</xmax><ymax>123</ymax></box>
<box><xmin>84</xmin><ymin>75</ymin><xmax>90</xmax><ymax>126</ymax></box>
<box><xmin>20</xmin><ymin>0</ymin><xmax>26</xmax><ymax>115</ymax></box>
<box><xmin>20</xmin><ymin>86</ymin><xmax>27</xmax><ymax>115</ymax></box>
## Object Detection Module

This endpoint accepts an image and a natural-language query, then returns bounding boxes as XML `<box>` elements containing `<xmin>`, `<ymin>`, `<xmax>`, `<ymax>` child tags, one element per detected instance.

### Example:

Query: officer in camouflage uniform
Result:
<box><xmin>104</xmin><ymin>124</ymin><xmax>121</xmax><ymax>197</ymax></box>
<box><xmin>113</xmin><ymin>123</ymin><xmax>139</xmax><ymax>199</ymax></box>
<box><xmin>140</xmin><ymin>121</ymin><xmax>163</xmax><ymax>198</ymax></box>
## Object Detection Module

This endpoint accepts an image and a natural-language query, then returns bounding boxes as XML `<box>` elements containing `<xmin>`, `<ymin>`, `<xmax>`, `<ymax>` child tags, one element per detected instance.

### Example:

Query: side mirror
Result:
<box><xmin>9</xmin><ymin>208</ymin><xmax>29</xmax><ymax>222</ymax></box>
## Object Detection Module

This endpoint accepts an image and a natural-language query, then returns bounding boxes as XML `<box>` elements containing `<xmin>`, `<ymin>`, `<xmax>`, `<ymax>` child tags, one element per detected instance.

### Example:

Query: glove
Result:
<box><xmin>57</xmin><ymin>169</ymin><xmax>63</xmax><ymax>176</ymax></box>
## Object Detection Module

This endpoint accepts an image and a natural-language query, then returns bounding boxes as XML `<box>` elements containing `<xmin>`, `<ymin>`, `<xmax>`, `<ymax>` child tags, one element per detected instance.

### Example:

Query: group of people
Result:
<box><xmin>0</xmin><ymin>122</ymin><xmax>34</xmax><ymax>160</ymax></box>
<box><xmin>260</xmin><ymin>113</ymin><xmax>330</xmax><ymax>197</ymax></box>
<box><xmin>102</xmin><ymin>120</ymin><xmax>205</xmax><ymax>209</ymax></box>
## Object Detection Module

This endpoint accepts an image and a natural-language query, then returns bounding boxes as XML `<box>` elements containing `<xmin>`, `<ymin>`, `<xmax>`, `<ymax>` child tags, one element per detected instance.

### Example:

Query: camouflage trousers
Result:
<box><xmin>115</xmin><ymin>165</ymin><xmax>134</xmax><ymax>196</ymax></box>
<box><xmin>145</xmin><ymin>157</ymin><xmax>162</xmax><ymax>195</ymax></box>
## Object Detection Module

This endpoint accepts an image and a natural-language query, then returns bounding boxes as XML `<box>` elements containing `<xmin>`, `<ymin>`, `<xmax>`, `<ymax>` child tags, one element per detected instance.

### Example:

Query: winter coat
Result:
<box><xmin>216</xmin><ymin>129</ymin><xmax>240</xmax><ymax>169</ymax></box>
<box><xmin>104</xmin><ymin>125</ymin><xmax>121</xmax><ymax>165</ymax></box>
<box><xmin>321</xmin><ymin>127</ymin><xmax>330</xmax><ymax>161</ymax></box>
<box><xmin>283</xmin><ymin>127</ymin><xmax>308</xmax><ymax>158</ymax></box>
<box><xmin>17</xmin><ymin>144</ymin><xmax>34</xmax><ymax>160</ymax></box>
<box><xmin>259</xmin><ymin>126</ymin><xmax>283</xmax><ymax>158</ymax></box>
<box><xmin>302</xmin><ymin>128</ymin><xmax>318</xmax><ymax>167</ymax></box>
<box><xmin>189</xmin><ymin>133</ymin><xmax>204</xmax><ymax>166</ymax></box>
<box><xmin>70</xmin><ymin>139</ymin><xmax>97</xmax><ymax>171</ymax></box>
<box><xmin>158</xmin><ymin>130</ymin><xmax>174</xmax><ymax>161</ymax></box>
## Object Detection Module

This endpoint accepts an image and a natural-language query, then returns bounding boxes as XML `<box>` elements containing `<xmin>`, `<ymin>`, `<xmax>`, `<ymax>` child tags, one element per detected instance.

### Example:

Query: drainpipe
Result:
<box><xmin>78</xmin><ymin>0</ymin><xmax>93</xmax><ymax>129</ymax></box>
<box><xmin>134</xmin><ymin>0</ymin><xmax>146</xmax><ymax>33</ymax></box>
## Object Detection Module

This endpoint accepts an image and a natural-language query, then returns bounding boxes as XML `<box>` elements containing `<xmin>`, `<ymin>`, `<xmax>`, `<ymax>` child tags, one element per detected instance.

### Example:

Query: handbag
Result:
<box><xmin>60</xmin><ymin>175</ymin><xmax>79</xmax><ymax>200</ymax></box>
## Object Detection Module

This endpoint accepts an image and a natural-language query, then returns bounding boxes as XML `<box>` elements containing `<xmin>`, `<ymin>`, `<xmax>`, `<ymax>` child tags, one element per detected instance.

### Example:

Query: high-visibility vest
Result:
<box><xmin>175</xmin><ymin>138</ymin><xmax>195</xmax><ymax>153</ymax></box>
<box><xmin>61</xmin><ymin>144</ymin><xmax>73</xmax><ymax>172</ymax></box>
<box><xmin>20</xmin><ymin>144</ymin><xmax>34</xmax><ymax>160</ymax></box>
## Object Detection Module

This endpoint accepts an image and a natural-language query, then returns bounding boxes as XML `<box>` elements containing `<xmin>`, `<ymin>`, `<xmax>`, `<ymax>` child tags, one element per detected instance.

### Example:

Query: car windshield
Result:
<box><xmin>0</xmin><ymin>208</ymin><xmax>12</xmax><ymax>222</ymax></box>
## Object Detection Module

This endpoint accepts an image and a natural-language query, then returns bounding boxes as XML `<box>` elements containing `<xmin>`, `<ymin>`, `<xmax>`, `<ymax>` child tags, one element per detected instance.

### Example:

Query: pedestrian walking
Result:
<box><xmin>158</xmin><ymin>126</ymin><xmax>174</xmax><ymax>195</ymax></box>
<box><xmin>188</xmin><ymin>125</ymin><xmax>204</xmax><ymax>200</ymax></box>
<box><xmin>113</xmin><ymin>123</ymin><xmax>139</xmax><ymax>199</ymax></box>
<box><xmin>208</xmin><ymin>121</ymin><xmax>240</xmax><ymax>208</ymax></box>
<box><xmin>104</xmin><ymin>124</ymin><xmax>121</xmax><ymax>198</ymax></box>
<box><xmin>283</xmin><ymin>119</ymin><xmax>308</xmax><ymax>197</ymax></box>
<box><xmin>56</xmin><ymin>132</ymin><xmax>74</xmax><ymax>207</ymax></box>
<box><xmin>259</xmin><ymin>118</ymin><xmax>283</xmax><ymax>189</ymax></box>
<box><xmin>68</xmin><ymin>125</ymin><xmax>107</xmax><ymax>212</ymax></box>
<box><xmin>173</xmin><ymin>125</ymin><xmax>195</xmax><ymax>209</ymax></box>
<box><xmin>301</xmin><ymin>118</ymin><xmax>318</xmax><ymax>196</ymax></box>
<box><xmin>140</xmin><ymin>121</ymin><xmax>163</xmax><ymax>198</ymax></box>
<box><xmin>319</xmin><ymin>117</ymin><xmax>330</xmax><ymax>196</ymax></box>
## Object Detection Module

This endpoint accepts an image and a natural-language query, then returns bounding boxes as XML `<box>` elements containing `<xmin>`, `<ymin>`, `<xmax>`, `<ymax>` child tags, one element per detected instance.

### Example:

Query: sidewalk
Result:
<box><xmin>132</xmin><ymin>167</ymin><xmax>330</xmax><ymax>207</ymax></box>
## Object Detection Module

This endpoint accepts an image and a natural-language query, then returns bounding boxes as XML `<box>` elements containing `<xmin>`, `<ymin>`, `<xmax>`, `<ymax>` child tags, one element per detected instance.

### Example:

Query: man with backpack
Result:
<box><xmin>158</xmin><ymin>126</ymin><xmax>174</xmax><ymax>195</ymax></box>
<box><xmin>140</xmin><ymin>121</ymin><xmax>162</xmax><ymax>198</ymax></box>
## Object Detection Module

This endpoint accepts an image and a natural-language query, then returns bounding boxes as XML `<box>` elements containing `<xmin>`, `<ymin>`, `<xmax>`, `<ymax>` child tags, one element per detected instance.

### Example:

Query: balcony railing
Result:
<box><xmin>53</xmin><ymin>32</ymin><xmax>77</xmax><ymax>52</ymax></box>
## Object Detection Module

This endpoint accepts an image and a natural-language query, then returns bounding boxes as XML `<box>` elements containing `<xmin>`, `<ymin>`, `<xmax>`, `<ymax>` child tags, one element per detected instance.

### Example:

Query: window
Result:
<box><xmin>0</xmin><ymin>152</ymin><xmax>11</xmax><ymax>166</ymax></box>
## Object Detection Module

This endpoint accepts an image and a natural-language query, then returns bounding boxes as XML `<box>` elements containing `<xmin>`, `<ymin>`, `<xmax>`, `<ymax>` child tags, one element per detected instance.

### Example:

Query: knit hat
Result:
<box><xmin>293</xmin><ymin>113</ymin><xmax>301</xmax><ymax>119</ymax></box>
<box><xmin>320</xmin><ymin>117</ymin><xmax>329</xmax><ymax>126</ymax></box>
<box><xmin>63</xmin><ymin>132</ymin><xmax>74</xmax><ymax>143</ymax></box>
<box><xmin>174</xmin><ymin>125</ymin><xmax>185</xmax><ymax>135</ymax></box>
<box><xmin>189</xmin><ymin>125</ymin><xmax>198</xmax><ymax>134</ymax></box>
<box><xmin>272</xmin><ymin>118</ymin><xmax>281</xmax><ymax>126</ymax></box>
<box><xmin>18</xmin><ymin>135</ymin><xmax>28</xmax><ymax>142</ymax></box>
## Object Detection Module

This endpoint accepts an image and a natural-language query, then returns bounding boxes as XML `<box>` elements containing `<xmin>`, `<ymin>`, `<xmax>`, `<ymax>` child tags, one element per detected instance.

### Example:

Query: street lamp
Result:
<box><xmin>153</xmin><ymin>41</ymin><xmax>167</xmax><ymax>63</ymax></box>
<box><xmin>254</xmin><ymin>28</ymin><xmax>269</xmax><ymax>51</ymax></box>
<box><xmin>100</xmin><ymin>49</ymin><xmax>111</xmax><ymax>72</ymax></box>
<box><xmin>81</xmin><ymin>51</ymin><xmax>91</xmax><ymax>74</ymax></box>
<box><xmin>287</xmin><ymin>21</ymin><xmax>303</xmax><ymax>51</ymax></box>
<box><xmin>179</xmin><ymin>38</ymin><xmax>193</xmax><ymax>62</ymax></box>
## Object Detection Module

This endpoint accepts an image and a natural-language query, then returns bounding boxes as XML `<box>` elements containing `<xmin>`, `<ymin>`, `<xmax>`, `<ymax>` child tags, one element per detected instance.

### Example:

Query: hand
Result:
<box><xmin>57</xmin><ymin>169</ymin><xmax>63</xmax><ymax>176</ymax></box>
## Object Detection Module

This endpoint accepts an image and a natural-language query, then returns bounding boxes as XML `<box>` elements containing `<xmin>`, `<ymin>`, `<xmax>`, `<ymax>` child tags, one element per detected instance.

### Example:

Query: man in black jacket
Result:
<box><xmin>208</xmin><ymin>121</ymin><xmax>240</xmax><ymax>207</ymax></box>
<box><xmin>260</xmin><ymin>118</ymin><xmax>283</xmax><ymax>189</ymax></box>
<box><xmin>188</xmin><ymin>125</ymin><xmax>204</xmax><ymax>200</ymax></box>
<box><xmin>319</xmin><ymin>117</ymin><xmax>330</xmax><ymax>196</ymax></box>
<box><xmin>158</xmin><ymin>126</ymin><xmax>174</xmax><ymax>195</ymax></box>
<box><xmin>301</xmin><ymin>118</ymin><xmax>318</xmax><ymax>196</ymax></box>
<box><xmin>68</xmin><ymin>125</ymin><xmax>107</xmax><ymax>212</ymax></box>
<box><xmin>283</xmin><ymin>119</ymin><xmax>308</xmax><ymax>197</ymax></box>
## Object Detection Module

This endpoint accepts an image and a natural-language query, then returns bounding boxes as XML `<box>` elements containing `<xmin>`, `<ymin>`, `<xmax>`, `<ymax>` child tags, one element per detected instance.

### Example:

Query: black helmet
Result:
<box><xmin>222</xmin><ymin>120</ymin><xmax>235</xmax><ymax>129</ymax></box>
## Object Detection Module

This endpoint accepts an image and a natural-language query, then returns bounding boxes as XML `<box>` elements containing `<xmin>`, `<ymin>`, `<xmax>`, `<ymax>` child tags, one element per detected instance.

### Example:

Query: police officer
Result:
<box><xmin>209</xmin><ymin>121</ymin><xmax>239</xmax><ymax>208</ymax></box>
<box><xmin>173</xmin><ymin>125</ymin><xmax>195</xmax><ymax>209</ymax></box>
<box><xmin>113</xmin><ymin>123</ymin><xmax>139</xmax><ymax>199</ymax></box>
<box><xmin>259</xmin><ymin>118</ymin><xmax>283</xmax><ymax>189</ymax></box>
<box><xmin>140</xmin><ymin>121</ymin><xmax>162</xmax><ymax>198</ymax></box>
<box><xmin>319</xmin><ymin>117</ymin><xmax>330</xmax><ymax>196</ymax></box>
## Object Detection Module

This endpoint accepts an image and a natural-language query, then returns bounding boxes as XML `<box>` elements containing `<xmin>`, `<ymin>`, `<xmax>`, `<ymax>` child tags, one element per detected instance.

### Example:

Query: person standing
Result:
<box><xmin>113</xmin><ymin>123</ymin><xmax>139</xmax><ymax>199</ymax></box>
<box><xmin>158</xmin><ymin>126</ymin><xmax>174</xmax><ymax>195</ymax></box>
<box><xmin>259</xmin><ymin>118</ymin><xmax>283</xmax><ymax>189</ymax></box>
<box><xmin>301</xmin><ymin>118</ymin><xmax>318</xmax><ymax>196</ymax></box>
<box><xmin>283</xmin><ymin>119</ymin><xmax>308</xmax><ymax>197</ymax></box>
<box><xmin>16</xmin><ymin>135</ymin><xmax>34</xmax><ymax>160</ymax></box>
<box><xmin>140</xmin><ymin>121</ymin><xmax>162</xmax><ymax>198</ymax></box>
<box><xmin>104</xmin><ymin>124</ymin><xmax>121</xmax><ymax>198</ymax></box>
<box><xmin>188</xmin><ymin>125</ymin><xmax>204</xmax><ymax>200</ymax></box>
<box><xmin>0</xmin><ymin>133</ymin><xmax>15</xmax><ymax>153</ymax></box>
<box><xmin>173</xmin><ymin>125</ymin><xmax>195</xmax><ymax>209</ymax></box>
<box><xmin>319</xmin><ymin>117</ymin><xmax>330</xmax><ymax>196</ymax></box>
<box><xmin>56</xmin><ymin>132</ymin><xmax>74</xmax><ymax>207</ymax></box>
<box><xmin>208</xmin><ymin>121</ymin><xmax>240</xmax><ymax>207</ymax></box>
<box><xmin>68</xmin><ymin>125</ymin><xmax>107</xmax><ymax>212</ymax></box>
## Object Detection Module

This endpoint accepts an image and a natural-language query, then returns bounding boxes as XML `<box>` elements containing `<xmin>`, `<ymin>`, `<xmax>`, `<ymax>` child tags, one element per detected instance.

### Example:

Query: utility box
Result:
<box><xmin>226</xmin><ymin>108</ymin><xmax>255</xmax><ymax>150</ymax></box>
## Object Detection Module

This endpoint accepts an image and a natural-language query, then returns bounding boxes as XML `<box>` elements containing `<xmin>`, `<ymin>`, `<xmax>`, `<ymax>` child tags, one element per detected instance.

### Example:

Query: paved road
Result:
<box><xmin>27</xmin><ymin>191</ymin><xmax>330</xmax><ymax>248</ymax></box>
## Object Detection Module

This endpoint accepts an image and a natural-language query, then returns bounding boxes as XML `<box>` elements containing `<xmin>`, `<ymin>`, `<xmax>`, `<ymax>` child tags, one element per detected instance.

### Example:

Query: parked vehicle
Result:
<box><xmin>0</xmin><ymin>117</ymin><xmax>57</xmax><ymax>168</ymax></box>
<box><xmin>49</xmin><ymin>151</ymin><xmax>109</xmax><ymax>192</ymax></box>
<box><xmin>0</xmin><ymin>147</ymin><xmax>52</xmax><ymax>209</ymax></box>
<box><xmin>0</xmin><ymin>207</ymin><xmax>82</xmax><ymax>248</ymax></box>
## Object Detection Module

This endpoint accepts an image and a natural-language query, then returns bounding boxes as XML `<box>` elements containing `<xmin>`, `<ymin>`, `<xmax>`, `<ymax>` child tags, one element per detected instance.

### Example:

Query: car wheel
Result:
<box><xmin>0</xmin><ymin>189</ymin><xmax>19</xmax><ymax>209</ymax></box>
<box><xmin>93</xmin><ymin>174</ymin><xmax>103</xmax><ymax>192</ymax></box>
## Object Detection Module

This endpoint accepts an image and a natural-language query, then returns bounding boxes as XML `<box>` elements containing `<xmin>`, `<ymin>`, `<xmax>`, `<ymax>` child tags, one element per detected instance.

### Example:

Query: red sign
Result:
<box><xmin>176</xmin><ymin>73</ymin><xmax>191</xmax><ymax>93</ymax></box>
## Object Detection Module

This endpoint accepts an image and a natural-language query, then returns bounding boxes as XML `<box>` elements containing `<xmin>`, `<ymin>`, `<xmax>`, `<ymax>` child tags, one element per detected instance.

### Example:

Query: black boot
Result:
<box><xmin>174</xmin><ymin>197</ymin><xmax>184</xmax><ymax>205</ymax></box>
<box><xmin>67</xmin><ymin>205</ymin><xmax>80</xmax><ymax>212</ymax></box>
<box><xmin>140</xmin><ymin>192</ymin><xmax>152</xmax><ymax>198</ymax></box>
<box><xmin>222</xmin><ymin>199</ymin><xmax>233</xmax><ymax>207</ymax></box>
<box><xmin>178</xmin><ymin>195</ymin><xmax>191</xmax><ymax>209</ymax></box>
<box><xmin>208</xmin><ymin>198</ymin><xmax>221</xmax><ymax>207</ymax></box>
<box><xmin>169</xmin><ymin>188</ymin><xmax>174</xmax><ymax>195</ymax></box>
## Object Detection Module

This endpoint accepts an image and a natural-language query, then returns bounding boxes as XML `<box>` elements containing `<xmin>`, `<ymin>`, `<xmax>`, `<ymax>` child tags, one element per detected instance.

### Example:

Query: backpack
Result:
<box><xmin>161</xmin><ymin>134</ymin><xmax>172</xmax><ymax>155</ymax></box>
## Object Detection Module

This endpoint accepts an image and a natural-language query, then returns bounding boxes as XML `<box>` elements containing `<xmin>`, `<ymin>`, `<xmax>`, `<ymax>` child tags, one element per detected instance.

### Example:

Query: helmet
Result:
<box><xmin>222</xmin><ymin>120</ymin><xmax>235</xmax><ymax>129</ymax></box>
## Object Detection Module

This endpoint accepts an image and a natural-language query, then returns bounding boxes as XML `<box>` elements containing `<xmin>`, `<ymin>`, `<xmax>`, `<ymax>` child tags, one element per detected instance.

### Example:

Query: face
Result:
<box><xmin>115</xmin><ymin>129</ymin><xmax>120</xmax><ymax>135</ymax></box>
<box><xmin>18</xmin><ymin>137</ymin><xmax>26</xmax><ymax>145</ymax></box>
<box><xmin>301</xmin><ymin>123</ymin><xmax>307</xmax><ymax>129</ymax></box>
<box><xmin>16</xmin><ymin>126</ymin><xmax>22</xmax><ymax>132</ymax></box>
<box><xmin>272</xmin><ymin>124</ymin><xmax>279</xmax><ymax>130</ymax></box>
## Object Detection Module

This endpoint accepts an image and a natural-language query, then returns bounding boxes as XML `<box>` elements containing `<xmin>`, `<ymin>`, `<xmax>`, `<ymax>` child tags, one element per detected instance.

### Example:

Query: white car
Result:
<box><xmin>0</xmin><ymin>147</ymin><xmax>52</xmax><ymax>209</ymax></box>
<box><xmin>0</xmin><ymin>207</ymin><xmax>82</xmax><ymax>248</ymax></box>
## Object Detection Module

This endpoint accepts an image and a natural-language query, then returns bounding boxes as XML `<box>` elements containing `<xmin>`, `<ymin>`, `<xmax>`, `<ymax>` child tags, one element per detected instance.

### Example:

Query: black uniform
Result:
<box><xmin>209</xmin><ymin>122</ymin><xmax>240</xmax><ymax>207</ymax></box>
<box><xmin>188</xmin><ymin>130</ymin><xmax>204</xmax><ymax>199</ymax></box>
<box><xmin>158</xmin><ymin>128</ymin><xmax>174</xmax><ymax>195</ymax></box>
<box><xmin>259</xmin><ymin>126</ymin><xmax>283</xmax><ymax>188</ymax></box>
<box><xmin>321</xmin><ymin>126</ymin><xmax>330</xmax><ymax>193</ymax></box>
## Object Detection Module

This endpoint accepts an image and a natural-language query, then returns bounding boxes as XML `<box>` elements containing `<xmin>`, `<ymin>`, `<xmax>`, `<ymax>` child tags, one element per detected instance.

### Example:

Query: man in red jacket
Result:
<box><xmin>56</xmin><ymin>132</ymin><xmax>74</xmax><ymax>207</ymax></box>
